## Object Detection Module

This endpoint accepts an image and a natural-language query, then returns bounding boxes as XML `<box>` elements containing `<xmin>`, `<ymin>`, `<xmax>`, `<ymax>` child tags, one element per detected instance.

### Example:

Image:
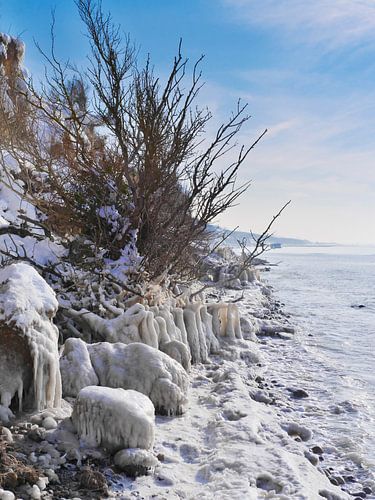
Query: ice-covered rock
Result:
<box><xmin>72</xmin><ymin>386</ymin><xmax>155</xmax><ymax>452</ymax></box>
<box><xmin>114</xmin><ymin>448</ymin><xmax>158</xmax><ymax>476</ymax></box>
<box><xmin>0</xmin><ymin>263</ymin><xmax>61</xmax><ymax>417</ymax></box>
<box><xmin>65</xmin><ymin>295</ymin><xmax>244</xmax><ymax>369</ymax></box>
<box><xmin>60</xmin><ymin>337</ymin><xmax>99</xmax><ymax>397</ymax></box>
<box><xmin>0</xmin><ymin>489</ymin><xmax>15</xmax><ymax>500</ymax></box>
<box><xmin>60</xmin><ymin>341</ymin><xmax>189</xmax><ymax>416</ymax></box>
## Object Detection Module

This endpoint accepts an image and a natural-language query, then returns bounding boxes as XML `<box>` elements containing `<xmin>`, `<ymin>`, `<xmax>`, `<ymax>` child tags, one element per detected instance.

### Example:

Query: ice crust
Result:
<box><xmin>72</xmin><ymin>386</ymin><xmax>155</xmax><ymax>452</ymax></box>
<box><xmin>0</xmin><ymin>263</ymin><xmax>61</xmax><ymax>415</ymax></box>
<box><xmin>60</xmin><ymin>341</ymin><xmax>189</xmax><ymax>416</ymax></box>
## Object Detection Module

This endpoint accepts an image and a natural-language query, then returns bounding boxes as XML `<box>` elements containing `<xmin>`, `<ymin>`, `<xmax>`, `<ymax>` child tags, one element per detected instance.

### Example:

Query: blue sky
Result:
<box><xmin>2</xmin><ymin>0</ymin><xmax>375</xmax><ymax>244</ymax></box>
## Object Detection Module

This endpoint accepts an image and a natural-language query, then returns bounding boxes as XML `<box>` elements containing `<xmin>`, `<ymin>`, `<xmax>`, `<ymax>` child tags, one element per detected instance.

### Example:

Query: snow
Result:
<box><xmin>60</xmin><ymin>338</ymin><xmax>99</xmax><ymax>397</ymax></box>
<box><xmin>60</xmin><ymin>340</ymin><xmax>189</xmax><ymax>416</ymax></box>
<box><xmin>0</xmin><ymin>215</ymin><xmax>9</xmax><ymax>228</ymax></box>
<box><xmin>72</xmin><ymin>386</ymin><xmax>155</xmax><ymax>452</ymax></box>
<box><xmin>0</xmin><ymin>263</ymin><xmax>61</xmax><ymax>413</ymax></box>
<box><xmin>107</xmin><ymin>282</ymin><xmax>350</xmax><ymax>500</ymax></box>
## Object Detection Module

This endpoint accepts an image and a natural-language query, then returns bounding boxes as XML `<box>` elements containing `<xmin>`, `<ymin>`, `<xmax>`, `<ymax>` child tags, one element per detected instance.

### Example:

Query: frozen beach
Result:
<box><xmin>108</xmin><ymin>261</ymin><xmax>374</xmax><ymax>499</ymax></box>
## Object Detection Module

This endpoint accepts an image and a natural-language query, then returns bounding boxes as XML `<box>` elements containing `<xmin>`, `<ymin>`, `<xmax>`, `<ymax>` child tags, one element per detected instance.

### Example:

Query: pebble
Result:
<box><xmin>29</xmin><ymin>484</ymin><xmax>41</xmax><ymax>499</ymax></box>
<box><xmin>304</xmin><ymin>450</ymin><xmax>319</xmax><ymax>466</ymax></box>
<box><xmin>290</xmin><ymin>388</ymin><xmax>309</xmax><ymax>399</ymax></box>
<box><xmin>333</xmin><ymin>475</ymin><xmax>345</xmax><ymax>485</ymax></box>
<box><xmin>1</xmin><ymin>427</ymin><xmax>13</xmax><ymax>444</ymax></box>
<box><xmin>44</xmin><ymin>469</ymin><xmax>60</xmax><ymax>484</ymax></box>
<box><xmin>30</xmin><ymin>414</ymin><xmax>44</xmax><ymax>425</ymax></box>
<box><xmin>0</xmin><ymin>490</ymin><xmax>15</xmax><ymax>500</ymax></box>
<box><xmin>311</xmin><ymin>445</ymin><xmax>324</xmax><ymax>455</ymax></box>
<box><xmin>42</xmin><ymin>417</ymin><xmax>57</xmax><ymax>430</ymax></box>
<box><xmin>27</xmin><ymin>426</ymin><xmax>46</xmax><ymax>443</ymax></box>
<box><xmin>37</xmin><ymin>477</ymin><xmax>48</xmax><ymax>491</ymax></box>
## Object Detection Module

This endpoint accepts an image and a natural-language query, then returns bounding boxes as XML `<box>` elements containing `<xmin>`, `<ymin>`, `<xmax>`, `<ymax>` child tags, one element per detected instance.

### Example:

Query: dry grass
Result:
<box><xmin>0</xmin><ymin>437</ymin><xmax>39</xmax><ymax>489</ymax></box>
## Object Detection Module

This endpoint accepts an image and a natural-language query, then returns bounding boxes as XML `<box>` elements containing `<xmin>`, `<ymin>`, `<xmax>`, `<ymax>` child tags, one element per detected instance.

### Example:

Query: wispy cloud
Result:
<box><xmin>223</xmin><ymin>0</ymin><xmax>375</xmax><ymax>48</ymax></box>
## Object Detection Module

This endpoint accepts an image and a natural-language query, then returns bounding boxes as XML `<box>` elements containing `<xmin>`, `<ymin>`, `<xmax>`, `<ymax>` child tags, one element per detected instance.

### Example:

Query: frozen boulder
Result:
<box><xmin>72</xmin><ymin>386</ymin><xmax>155</xmax><ymax>452</ymax></box>
<box><xmin>88</xmin><ymin>342</ymin><xmax>189</xmax><ymax>416</ymax></box>
<box><xmin>0</xmin><ymin>263</ymin><xmax>61</xmax><ymax>418</ymax></box>
<box><xmin>60</xmin><ymin>338</ymin><xmax>99</xmax><ymax>397</ymax></box>
<box><xmin>60</xmin><ymin>340</ymin><xmax>189</xmax><ymax>416</ymax></box>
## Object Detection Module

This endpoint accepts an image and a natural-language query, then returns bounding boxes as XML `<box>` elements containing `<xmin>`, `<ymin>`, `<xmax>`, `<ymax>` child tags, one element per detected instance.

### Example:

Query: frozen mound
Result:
<box><xmin>0</xmin><ymin>263</ymin><xmax>61</xmax><ymax>420</ymax></box>
<box><xmin>59</xmin><ymin>338</ymin><xmax>99</xmax><ymax>397</ymax></box>
<box><xmin>72</xmin><ymin>386</ymin><xmax>155</xmax><ymax>453</ymax></box>
<box><xmin>67</xmin><ymin>303</ymin><xmax>158</xmax><ymax>348</ymax></box>
<box><xmin>153</xmin><ymin>301</ymin><xmax>230</xmax><ymax>364</ymax></box>
<box><xmin>60</xmin><ymin>341</ymin><xmax>189</xmax><ymax>416</ymax></box>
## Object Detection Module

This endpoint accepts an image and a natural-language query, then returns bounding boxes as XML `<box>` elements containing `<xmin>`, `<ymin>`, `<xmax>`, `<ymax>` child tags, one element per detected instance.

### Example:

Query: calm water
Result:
<box><xmin>265</xmin><ymin>247</ymin><xmax>375</xmax><ymax>488</ymax></box>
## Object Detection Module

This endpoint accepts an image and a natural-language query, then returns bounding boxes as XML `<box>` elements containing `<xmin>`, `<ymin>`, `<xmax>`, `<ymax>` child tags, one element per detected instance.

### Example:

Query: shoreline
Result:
<box><xmin>2</xmin><ymin>266</ymin><xmax>373</xmax><ymax>499</ymax></box>
<box><xmin>110</xmin><ymin>274</ymin><xmax>354</xmax><ymax>499</ymax></box>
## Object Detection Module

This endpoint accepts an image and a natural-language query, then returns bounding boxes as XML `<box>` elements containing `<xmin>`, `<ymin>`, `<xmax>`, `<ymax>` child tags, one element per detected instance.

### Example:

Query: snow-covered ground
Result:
<box><xmin>107</xmin><ymin>283</ymin><xmax>351</xmax><ymax>500</ymax></box>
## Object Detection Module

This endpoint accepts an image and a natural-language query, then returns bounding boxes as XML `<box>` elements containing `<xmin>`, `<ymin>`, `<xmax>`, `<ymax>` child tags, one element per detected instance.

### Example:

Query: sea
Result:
<box><xmin>264</xmin><ymin>246</ymin><xmax>375</xmax><ymax>493</ymax></box>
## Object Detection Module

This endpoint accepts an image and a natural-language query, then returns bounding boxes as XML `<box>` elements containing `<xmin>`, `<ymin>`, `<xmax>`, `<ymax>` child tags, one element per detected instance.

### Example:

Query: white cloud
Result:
<box><xmin>223</xmin><ymin>0</ymin><xmax>375</xmax><ymax>47</ymax></box>
<box><xmin>207</xmin><ymin>80</ymin><xmax>375</xmax><ymax>243</ymax></box>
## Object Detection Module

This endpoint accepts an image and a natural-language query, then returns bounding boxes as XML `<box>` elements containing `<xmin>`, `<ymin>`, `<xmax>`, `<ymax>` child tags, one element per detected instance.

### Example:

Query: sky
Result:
<box><xmin>1</xmin><ymin>0</ymin><xmax>375</xmax><ymax>244</ymax></box>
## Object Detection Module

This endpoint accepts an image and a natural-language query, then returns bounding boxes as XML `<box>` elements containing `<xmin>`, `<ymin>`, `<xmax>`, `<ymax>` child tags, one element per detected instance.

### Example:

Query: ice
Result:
<box><xmin>60</xmin><ymin>341</ymin><xmax>189</xmax><ymax>416</ymax></box>
<box><xmin>0</xmin><ymin>263</ymin><xmax>61</xmax><ymax>415</ymax></box>
<box><xmin>207</xmin><ymin>302</ymin><xmax>242</xmax><ymax>339</ymax></box>
<box><xmin>114</xmin><ymin>448</ymin><xmax>158</xmax><ymax>476</ymax></box>
<box><xmin>112</xmin><ymin>284</ymin><xmax>350</xmax><ymax>500</ymax></box>
<box><xmin>72</xmin><ymin>386</ymin><xmax>155</xmax><ymax>452</ymax></box>
<box><xmin>60</xmin><ymin>338</ymin><xmax>99</xmax><ymax>397</ymax></box>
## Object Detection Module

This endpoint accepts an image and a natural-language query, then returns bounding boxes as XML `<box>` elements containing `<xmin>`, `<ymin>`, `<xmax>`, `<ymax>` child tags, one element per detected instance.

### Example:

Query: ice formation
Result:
<box><xmin>67</xmin><ymin>297</ymin><xmax>243</xmax><ymax>368</ymax></box>
<box><xmin>59</xmin><ymin>338</ymin><xmax>99</xmax><ymax>397</ymax></box>
<box><xmin>72</xmin><ymin>386</ymin><xmax>155</xmax><ymax>452</ymax></box>
<box><xmin>60</xmin><ymin>341</ymin><xmax>189</xmax><ymax>416</ymax></box>
<box><xmin>0</xmin><ymin>263</ymin><xmax>61</xmax><ymax>418</ymax></box>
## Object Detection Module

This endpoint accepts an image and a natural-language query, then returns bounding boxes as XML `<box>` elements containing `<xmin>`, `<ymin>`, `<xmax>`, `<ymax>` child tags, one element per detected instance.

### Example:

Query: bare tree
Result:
<box><xmin>237</xmin><ymin>200</ymin><xmax>291</xmax><ymax>266</ymax></box>
<box><xmin>0</xmin><ymin>0</ymin><xmax>267</xmax><ymax>284</ymax></box>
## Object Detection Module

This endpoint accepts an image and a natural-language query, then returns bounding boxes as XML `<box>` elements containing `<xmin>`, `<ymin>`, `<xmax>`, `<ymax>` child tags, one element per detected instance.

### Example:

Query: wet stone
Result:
<box><xmin>289</xmin><ymin>388</ymin><xmax>309</xmax><ymax>399</ymax></box>
<box><xmin>311</xmin><ymin>445</ymin><xmax>324</xmax><ymax>455</ymax></box>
